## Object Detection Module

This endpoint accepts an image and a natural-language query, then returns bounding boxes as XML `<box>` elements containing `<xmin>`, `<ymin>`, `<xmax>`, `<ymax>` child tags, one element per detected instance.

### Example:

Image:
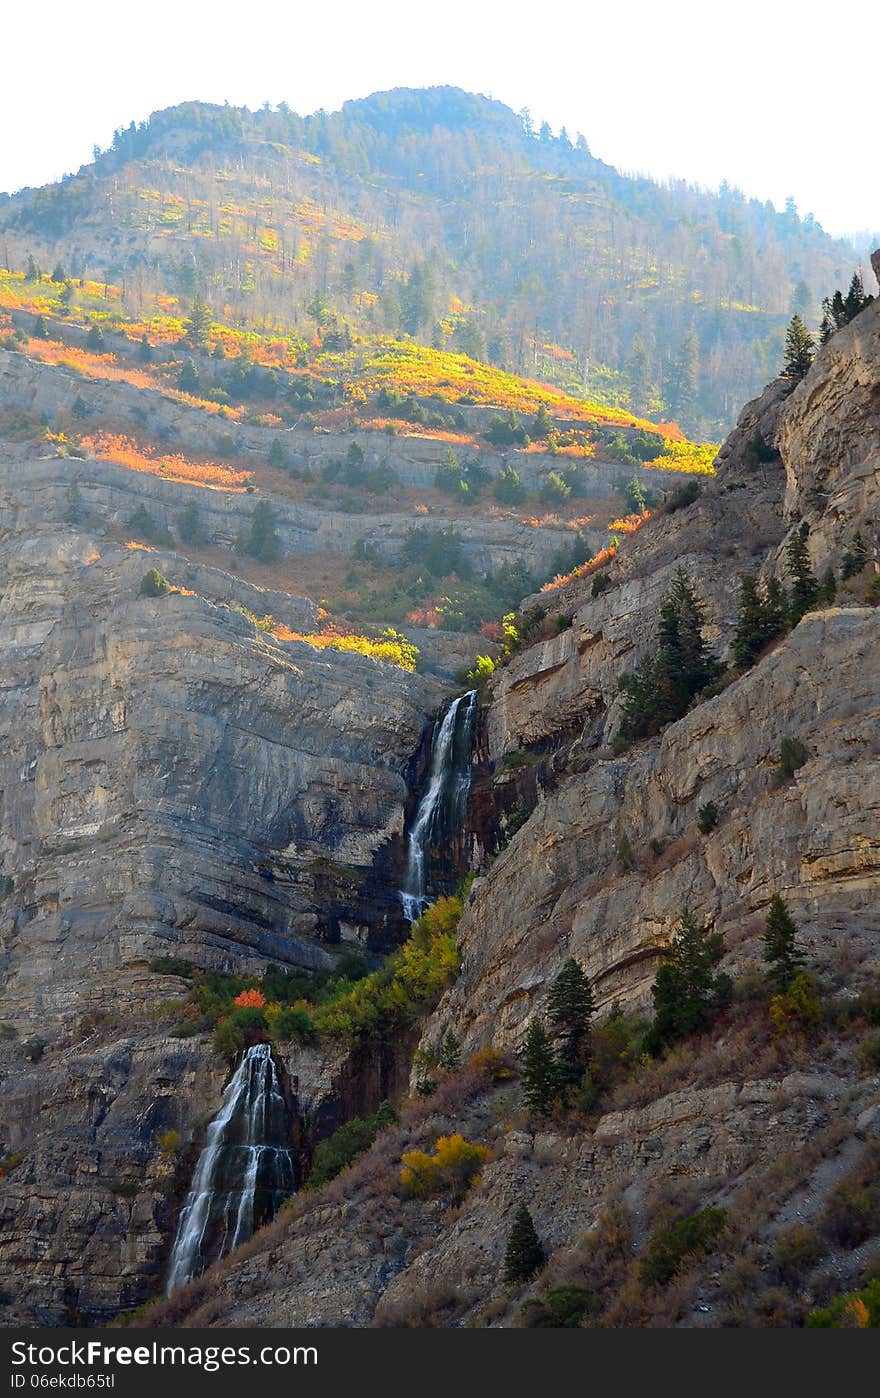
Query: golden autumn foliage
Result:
<box><xmin>399</xmin><ymin>1133</ymin><xmax>491</xmax><ymax>1201</ymax></box>
<box><xmin>81</xmin><ymin>432</ymin><xmax>252</xmax><ymax>490</ymax></box>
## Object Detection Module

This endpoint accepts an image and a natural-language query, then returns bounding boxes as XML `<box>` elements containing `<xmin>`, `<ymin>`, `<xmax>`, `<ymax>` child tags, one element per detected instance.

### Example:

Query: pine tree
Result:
<box><xmin>646</xmin><ymin>910</ymin><xmax>732</xmax><ymax>1054</ymax></box>
<box><xmin>183</xmin><ymin>295</ymin><xmax>211</xmax><ymax>350</ymax></box>
<box><xmin>438</xmin><ymin>1029</ymin><xmax>461</xmax><ymax>1071</ymax></box>
<box><xmin>520</xmin><ymin>1019</ymin><xmax>560</xmax><ymax>1116</ymax></box>
<box><xmin>246</xmin><ymin>499</ymin><xmax>280</xmax><ymax>562</ymax></box>
<box><xmin>503</xmin><ymin>1203</ymin><xmax>546</xmax><ymax>1284</ymax></box>
<box><xmin>841</xmin><ymin>531</ymin><xmax>869</xmax><ymax>580</ymax></box>
<box><xmin>178</xmin><ymin>358</ymin><xmax>200</xmax><ymax>394</ymax></box>
<box><xmin>785</xmin><ymin>523</ymin><xmax>818</xmax><ymax>623</ymax></box>
<box><xmin>617</xmin><ymin>570</ymin><xmax>719</xmax><ymax>745</ymax></box>
<box><xmin>816</xmin><ymin>567</ymin><xmax>837</xmax><ymax>605</ymax></box>
<box><xmin>762</xmin><ymin>894</ymin><xmax>806</xmax><ymax>994</ymax></box>
<box><xmin>732</xmin><ymin>574</ymin><xmax>765</xmax><ymax>669</ymax></box>
<box><xmin>781</xmin><ymin>316</ymin><xmax>814</xmax><ymax>382</ymax></box>
<box><xmin>547</xmin><ymin>958</ymin><xmax>594</xmax><ymax>1080</ymax></box>
<box><xmin>763</xmin><ymin>577</ymin><xmax>787</xmax><ymax>639</ymax></box>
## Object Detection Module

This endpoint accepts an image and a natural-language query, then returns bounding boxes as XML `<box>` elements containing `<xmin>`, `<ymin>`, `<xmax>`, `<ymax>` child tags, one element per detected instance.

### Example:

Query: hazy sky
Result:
<box><xmin>3</xmin><ymin>0</ymin><xmax>876</xmax><ymax>239</ymax></box>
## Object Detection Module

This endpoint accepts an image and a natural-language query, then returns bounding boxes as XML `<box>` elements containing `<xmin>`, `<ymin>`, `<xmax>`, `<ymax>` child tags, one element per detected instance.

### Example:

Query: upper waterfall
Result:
<box><xmin>400</xmin><ymin>689</ymin><xmax>477</xmax><ymax>921</ymax></box>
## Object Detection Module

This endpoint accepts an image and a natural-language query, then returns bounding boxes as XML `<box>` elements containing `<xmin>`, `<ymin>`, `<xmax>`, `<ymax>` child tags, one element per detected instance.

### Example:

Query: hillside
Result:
<box><xmin>1</xmin><ymin>87</ymin><xmax>871</xmax><ymax>438</ymax></box>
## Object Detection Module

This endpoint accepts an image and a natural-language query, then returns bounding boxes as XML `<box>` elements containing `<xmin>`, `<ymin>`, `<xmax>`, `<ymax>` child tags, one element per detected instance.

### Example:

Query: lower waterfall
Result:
<box><xmin>166</xmin><ymin>1042</ymin><xmax>295</xmax><ymax>1293</ymax></box>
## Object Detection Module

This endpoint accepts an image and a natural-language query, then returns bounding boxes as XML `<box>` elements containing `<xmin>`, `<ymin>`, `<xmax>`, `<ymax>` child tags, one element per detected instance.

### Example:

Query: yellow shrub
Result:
<box><xmin>400</xmin><ymin>1133</ymin><xmax>491</xmax><ymax>1201</ymax></box>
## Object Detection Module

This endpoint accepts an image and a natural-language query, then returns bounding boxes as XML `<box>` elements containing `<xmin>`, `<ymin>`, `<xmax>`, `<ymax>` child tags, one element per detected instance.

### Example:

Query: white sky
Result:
<box><xmin>2</xmin><ymin>0</ymin><xmax>876</xmax><ymax>239</ymax></box>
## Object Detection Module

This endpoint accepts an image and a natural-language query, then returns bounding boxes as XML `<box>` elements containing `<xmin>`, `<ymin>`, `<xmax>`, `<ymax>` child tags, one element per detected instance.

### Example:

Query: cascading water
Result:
<box><xmin>400</xmin><ymin>689</ymin><xmax>477</xmax><ymax>921</ymax></box>
<box><xmin>165</xmin><ymin>1043</ymin><xmax>295</xmax><ymax>1294</ymax></box>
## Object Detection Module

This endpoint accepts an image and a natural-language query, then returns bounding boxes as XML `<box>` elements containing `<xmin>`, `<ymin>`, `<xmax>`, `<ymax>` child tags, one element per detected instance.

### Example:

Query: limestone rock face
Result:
<box><xmin>438</xmin><ymin>607</ymin><xmax>880</xmax><ymax>1054</ymax></box>
<box><xmin>0</xmin><ymin>530</ymin><xmax>448</xmax><ymax>1034</ymax></box>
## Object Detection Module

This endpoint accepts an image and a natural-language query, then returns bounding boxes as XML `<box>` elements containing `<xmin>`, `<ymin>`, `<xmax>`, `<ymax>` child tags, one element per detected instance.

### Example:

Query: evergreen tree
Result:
<box><xmin>645</xmin><ymin>910</ymin><xmax>732</xmax><ymax>1054</ymax></box>
<box><xmin>138</xmin><ymin>334</ymin><xmax>152</xmax><ymax>363</ymax></box>
<box><xmin>32</xmin><ymin>314</ymin><xmax>50</xmax><ymax>339</ymax></box>
<box><xmin>617</xmin><ymin>570</ymin><xmax>719</xmax><ymax>744</ymax></box>
<box><xmin>184</xmin><ymin>295</ymin><xmax>211</xmax><ymax>350</ymax></box>
<box><xmin>781</xmin><ymin>316</ymin><xmax>814</xmax><ymax>382</ymax></box>
<box><xmin>520</xmin><ymin>1019</ymin><xmax>560</xmax><ymax>1116</ymax></box>
<box><xmin>245</xmin><ymin>499</ymin><xmax>281</xmax><ymax>562</ymax></box>
<box><xmin>547</xmin><ymin>958</ymin><xmax>594</xmax><ymax>1079</ymax></box>
<box><xmin>763</xmin><ymin>577</ymin><xmax>787</xmax><ymax>638</ymax></box>
<box><xmin>493</xmin><ymin>464</ymin><xmax>526</xmax><ymax>505</ymax></box>
<box><xmin>841</xmin><ymin>531</ymin><xmax>869</xmax><ymax>580</ymax></box>
<box><xmin>86</xmin><ymin>324</ymin><xmax>105</xmax><ymax>351</ymax></box>
<box><xmin>762</xmin><ymin>894</ymin><xmax>806</xmax><ymax>994</ymax></box>
<box><xmin>732</xmin><ymin>573</ymin><xmax>765</xmax><ymax>669</ymax></box>
<box><xmin>531</xmin><ymin>404</ymin><xmax>553</xmax><ymax>439</ymax></box>
<box><xmin>178</xmin><ymin>358</ymin><xmax>200</xmax><ymax>394</ymax></box>
<box><xmin>816</xmin><ymin>567</ymin><xmax>837</xmax><ymax>605</ymax></box>
<box><xmin>785</xmin><ymin>522</ymin><xmax>818</xmax><ymax>623</ymax></box>
<box><xmin>503</xmin><ymin>1203</ymin><xmax>546</xmax><ymax>1284</ymax></box>
<box><xmin>438</xmin><ymin>1029</ymin><xmax>461</xmax><ymax>1071</ymax></box>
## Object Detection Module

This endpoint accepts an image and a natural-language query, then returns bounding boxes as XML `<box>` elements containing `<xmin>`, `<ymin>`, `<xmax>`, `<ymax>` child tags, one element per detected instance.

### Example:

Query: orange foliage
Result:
<box><xmin>540</xmin><ymin>542</ymin><xmax>618</xmax><ymax>593</ymax></box>
<box><xmin>82</xmin><ymin>433</ymin><xmax>253</xmax><ymax>490</ymax></box>
<box><xmin>608</xmin><ymin>510</ymin><xmax>651</xmax><ymax>534</ymax></box>
<box><xmin>233</xmin><ymin>989</ymin><xmax>267</xmax><ymax>1009</ymax></box>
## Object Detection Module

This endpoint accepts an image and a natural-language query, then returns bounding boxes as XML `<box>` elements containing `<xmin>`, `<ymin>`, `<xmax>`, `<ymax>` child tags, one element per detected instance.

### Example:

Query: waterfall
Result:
<box><xmin>400</xmin><ymin>689</ymin><xmax>477</xmax><ymax>921</ymax></box>
<box><xmin>165</xmin><ymin>1043</ymin><xmax>295</xmax><ymax>1294</ymax></box>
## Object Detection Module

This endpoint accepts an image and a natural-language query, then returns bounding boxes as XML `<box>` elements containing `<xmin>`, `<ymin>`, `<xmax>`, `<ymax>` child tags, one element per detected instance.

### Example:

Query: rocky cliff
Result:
<box><xmin>136</xmin><ymin>298</ymin><xmax>880</xmax><ymax>1330</ymax></box>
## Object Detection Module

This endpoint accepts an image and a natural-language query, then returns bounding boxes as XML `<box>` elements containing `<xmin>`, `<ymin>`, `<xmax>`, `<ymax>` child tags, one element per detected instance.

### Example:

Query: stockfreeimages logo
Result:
<box><xmin>11</xmin><ymin>1341</ymin><xmax>317</xmax><ymax>1376</ymax></box>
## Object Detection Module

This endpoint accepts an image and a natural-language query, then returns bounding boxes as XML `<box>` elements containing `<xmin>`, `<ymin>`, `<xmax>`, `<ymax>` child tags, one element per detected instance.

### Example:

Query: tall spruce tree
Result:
<box><xmin>646</xmin><ymin>910</ymin><xmax>732</xmax><ymax>1054</ymax></box>
<box><xmin>616</xmin><ymin>569</ymin><xmax>718</xmax><ymax>745</ymax></box>
<box><xmin>520</xmin><ymin>1019</ymin><xmax>560</xmax><ymax>1116</ymax></box>
<box><xmin>732</xmin><ymin>574</ymin><xmax>765</xmax><ymax>669</ymax></box>
<box><xmin>503</xmin><ymin>1203</ymin><xmax>546</xmax><ymax>1284</ymax></box>
<box><xmin>184</xmin><ymin>295</ymin><xmax>211</xmax><ymax>350</ymax></box>
<box><xmin>547</xmin><ymin>958</ymin><xmax>594</xmax><ymax>1081</ymax></box>
<box><xmin>785</xmin><ymin>522</ymin><xmax>818</xmax><ymax>623</ymax></box>
<box><xmin>781</xmin><ymin>315</ymin><xmax>815</xmax><ymax>382</ymax></box>
<box><xmin>762</xmin><ymin>895</ymin><xmax>806</xmax><ymax>994</ymax></box>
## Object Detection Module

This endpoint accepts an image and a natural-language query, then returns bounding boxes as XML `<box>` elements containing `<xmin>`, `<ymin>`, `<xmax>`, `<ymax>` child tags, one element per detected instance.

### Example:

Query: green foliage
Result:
<box><xmin>841</xmin><ymin>530</ymin><xmax>869</xmax><ymax>581</ymax></box>
<box><xmin>128</xmin><ymin>504</ymin><xmax>174</xmax><ymax>547</ymax></box>
<box><xmin>762</xmin><ymin>894</ymin><xmax>806</xmax><ymax>994</ymax></box>
<box><xmin>696</xmin><ymin>801</ymin><xmax>719</xmax><ymax>834</ymax></box>
<box><xmin>306</xmin><ymin>1101</ymin><xmax>396</xmax><ymax>1189</ymax></box>
<box><xmin>140</xmin><ymin>567</ymin><xmax>171</xmax><ymax>597</ymax></box>
<box><xmin>616</xmin><ymin>568</ymin><xmax>720</xmax><ymax>746</ymax></box>
<box><xmin>547</xmin><ymin>958</ymin><xmax>594</xmax><ymax>1080</ymax></box>
<box><xmin>539</xmin><ymin>470</ymin><xmax>571</xmax><ymax>506</ymax></box>
<box><xmin>178</xmin><ymin>502</ymin><xmax>207</xmax><ymax>546</ymax></box>
<box><xmin>183</xmin><ymin>295</ymin><xmax>211</xmax><ymax>350</ymax></box>
<box><xmin>177</xmin><ymin>358</ymin><xmax>201</xmax><ymax>394</ymax></box>
<box><xmin>645</xmin><ymin>909</ymin><xmax>731</xmax><ymax>1055</ymax></box>
<box><xmin>492</xmin><ymin>463</ymin><xmax>526</xmax><ymax>505</ymax></box>
<box><xmin>239</xmin><ymin>499</ymin><xmax>281</xmax><ymax>562</ymax></box>
<box><xmin>638</xmin><ymin>1207</ymin><xmax>727</xmax><ymax>1287</ymax></box>
<box><xmin>531</xmin><ymin>404</ymin><xmax>553</xmax><ymax>438</ymax></box>
<box><xmin>400</xmin><ymin>524</ymin><xmax>469</xmax><ymax>578</ymax></box>
<box><xmin>622</xmin><ymin>474</ymin><xmax>648</xmax><ymax>513</ymax></box>
<box><xmin>212</xmin><ymin>1018</ymin><xmax>245</xmax><ymax>1060</ymax></box>
<box><xmin>769</xmin><ymin>973</ymin><xmax>821</xmax><ymax>1038</ymax></box>
<box><xmin>819</xmin><ymin>271</ymin><xmax>874</xmax><ymax>345</ymax></box>
<box><xmin>772</xmin><ymin>1225</ymin><xmax>826</xmax><ymax>1284</ymax></box>
<box><xmin>148</xmin><ymin>956</ymin><xmax>194</xmax><ymax>978</ymax></box>
<box><xmin>816</xmin><ymin>566</ymin><xmax>837</xmax><ymax>605</ymax></box>
<box><xmin>807</xmin><ymin>1279</ymin><xmax>880</xmax><ymax>1328</ymax></box>
<box><xmin>781</xmin><ymin>315</ymin><xmax>814</xmax><ymax>382</ymax></box>
<box><xmin>591</xmin><ymin>571</ymin><xmax>611</xmax><ymax>598</ymax></box>
<box><xmin>520</xmin><ymin>1018</ymin><xmax>560</xmax><ymax>1117</ymax></box>
<box><xmin>503</xmin><ymin>1202</ymin><xmax>546</xmax><ymax>1284</ymax></box>
<box><xmin>776</xmin><ymin>736</ymin><xmax>809</xmax><ymax>782</ymax></box>
<box><xmin>485</xmin><ymin>410</ymin><xmax>530</xmax><ymax>446</ymax></box>
<box><xmin>784</xmin><ymin>523</ymin><xmax>818</xmax><ymax>623</ymax></box>
<box><xmin>521</xmin><ymin>1285</ymin><xmax>594</xmax><ymax>1328</ymax></box>
<box><xmin>311</xmin><ymin>895</ymin><xmax>463</xmax><ymax>1046</ymax></box>
<box><xmin>821</xmin><ymin>1151</ymin><xmax>880</xmax><ymax>1250</ymax></box>
<box><xmin>731</xmin><ymin>573</ymin><xmax>786</xmax><ymax>669</ymax></box>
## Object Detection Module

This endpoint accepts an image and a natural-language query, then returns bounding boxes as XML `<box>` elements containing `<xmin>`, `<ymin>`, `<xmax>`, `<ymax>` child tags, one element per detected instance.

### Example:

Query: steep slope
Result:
<box><xmin>144</xmin><ymin>296</ymin><xmax>880</xmax><ymax>1330</ymax></box>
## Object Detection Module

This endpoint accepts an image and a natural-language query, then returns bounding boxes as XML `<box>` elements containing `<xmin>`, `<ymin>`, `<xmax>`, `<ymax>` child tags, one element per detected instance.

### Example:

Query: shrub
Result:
<box><xmin>21</xmin><ymin>1037</ymin><xmax>46</xmax><ymax>1063</ymax></box>
<box><xmin>521</xmin><ymin>1285</ymin><xmax>594</xmax><ymax>1328</ymax></box>
<box><xmin>859</xmin><ymin>1035</ymin><xmax>880</xmax><ymax>1071</ymax></box>
<box><xmin>539</xmin><ymin>471</ymin><xmax>571</xmax><ymax>506</ymax></box>
<box><xmin>465</xmin><ymin>655</ymin><xmax>496</xmax><ymax>686</ymax></box>
<box><xmin>772</xmin><ymin>1224</ymin><xmax>826</xmax><ymax>1284</ymax></box>
<box><xmin>768</xmin><ymin>973</ymin><xmax>821</xmax><ymax>1038</ymax></box>
<box><xmin>140</xmin><ymin>568</ymin><xmax>171</xmax><ymax>598</ymax></box>
<box><xmin>867</xmin><ymin>576</ymin><xmax>880</xmax><ymax>607</ymax></box>
<box><xmin>156</xmin><ymin>1129</ymin><xmax>182</xmax><ymax>1156</ymax></box>
<box><xmin>212</xmin><ymin>1018</ymin><xmax>245</xmax><ymax>1060</ymax></box>
<box><xmin>776</xmin><ymin>736</ymin><xmax>809</xmax><ymax>782</ymax></box>
<box><xmin>697</xmin><ymin>801</ymin><xmax>719</xmax><ymax>834</ymax></box>
<box><xmin>148</xmin><ymin>956</ymin><xmax>194</xmax><ymax>978</ymax></box>
<box><xmin>400</xmin><ymin>1133</ymin><xmax>491</xmax><ymax>1202</ymax></box>
<box><xmin>306</xmin><ymin>1101</ymin><xmax>396</xmax><ymax>1190</ymax></box>
<box><xmin>591</xmin><ymin>571</ymin><xmax>611</xmax><ymax>598</ymax></box>
<box><xmin>822</xmin><ymin>1159</ymin><xmax>880</xmax><ymax>1250</ymax></box>
<box><xmin>638</xmin><ymin>1207</ymin><xmax>727</xmax><ymax>1287</ymax></box>
<box><xmin>807</xmin><ymin>1279</ymin><xmax>880</xmax><ymax>1328</ymax></box>
<box><xmin>233</xmin><ymin>988</ymin><xmax>266</xmax><ymax>1010</ymax></box>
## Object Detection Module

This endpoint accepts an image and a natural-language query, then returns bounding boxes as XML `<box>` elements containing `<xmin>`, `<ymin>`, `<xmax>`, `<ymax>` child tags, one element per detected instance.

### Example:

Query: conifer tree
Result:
<box><xmin>732</xmin><ymin>574</ymin><xmax>765</xmax><ymax>669</ymax></box>
<box><xmin>816</xmin><ymin>567</ymin><xmax>837</xmax><ymax>605</ymax></box>
<box><xmin>762</xmin><ymin>894</ymin><xmax>806</xmax><ymax>994</ymax></box>
<box><xmin>547</xmin><ymin>958</ymin><xmax>594</xmax><ymax>1080</ymax></box>
<box><xmin>520</xmin><ymin>1019</ymin><xmax>560</xmax><ymax>1116</ymax></box>
<box><xmin>246</xmin><ymin>499</ymin><xmax>280</xmax><ymax>562</ymax></box>
<box><xmin>184</xmin><ymin>295</ymin><xmax>211</xmax><ymax>350</ymax></box>
<box><xmin>785</xmin><ymin>523</ymin><xmax>818</xmax><ymax>623</ymax></box>
<box><xmin>841</xmin><ymin>531</ymin><xmax>869</xmax><ymax>580</ymax></box>
<box><xmin>781</xmin><ymin>315</ymin><xmax>814</xmax><ymax>382</ymax></box>
<box><xmin>646</xmin><ymin>910</ymin><xmax>731</xmax><ymax>1054</ymax></box>
<box><xmin>438</xmin><ymin>1029</ymin><xmax>461</xmax><ymax>1071</ymax></box>
<box><xmin>503</xmin><ymin>1202</ymin><xmax>546</xmax><ymax>1284</ymax></box>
